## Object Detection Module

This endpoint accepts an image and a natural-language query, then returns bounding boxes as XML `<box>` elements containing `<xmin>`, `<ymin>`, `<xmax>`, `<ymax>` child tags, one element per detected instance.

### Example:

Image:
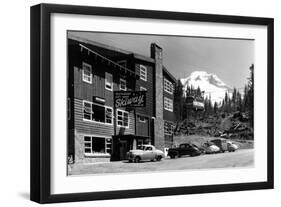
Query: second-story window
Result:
<box><xmin>83</xmin><ymin>101</ymin><xmax>92</xmax><ymax>120</ymax></box>
<box><xmin>105</xmin><ymin>73</ymin><xmax>113</xmax><ymax>91</ymax></box>
<box><xmin>119</xmin><ymin>78</ymin><xmax>127</xmax><ymax>91</ymax></box>
<box><xmin>83</xmin><ymin>101</ymin><xmax>113</xmax><ymax>125</ymax></box>
<box><xmin>105</xmin><ymin>108</ymin><xmax>113</xmax><ymax>124</ymax></box>
<box><xmin>117</xmin><ymin>110</ymin><xmax>129</xmax><ymax>127</ymax></box>
<box><xmin>140</xmin><ymin>65</ymin><xmax>147</xmax><ymax>81</ymax></box>
<box><xmin>164</xmin><ymin>78</ymin><xmax>174</xmax><ymax>94</ymax></box>
<box><xmin>164</xmin><ymin>97</ymin><xmax>173</xmax><ymax>112</ymax></box>
<box><xmin>82</xmin><ymin>62</ymin><xmax>92</xmax><ymax>84</ymax></box>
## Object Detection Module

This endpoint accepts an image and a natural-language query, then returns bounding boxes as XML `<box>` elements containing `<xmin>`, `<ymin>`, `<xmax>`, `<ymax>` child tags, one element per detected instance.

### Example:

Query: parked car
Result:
<box><xmin>227</xmin><ymin>141</ymin><xmax>239</xmax><ymax>152</ymax></box>
<box><xmin>211</xmin><ymin>138</ymin><xmax>239</xmax><ymax>152</ymax></box>
<box><xmin>211</xmin><ymin>139</ymin><xmax>228</xmax><ymax>152</ymax></box>
<box><xmin>126</xmin><ymin>145</ymin><xmax>164</xmax><ymax>163</ymax></box>
<box><xmin>168</xmin><ymin>143</ymin><xmax>201</xmax><ymax>158</ymax></box>
<box><xmin>202</xmin><ymin>142</ymin><xmax>220</xmax><ymax>154</ymax></box>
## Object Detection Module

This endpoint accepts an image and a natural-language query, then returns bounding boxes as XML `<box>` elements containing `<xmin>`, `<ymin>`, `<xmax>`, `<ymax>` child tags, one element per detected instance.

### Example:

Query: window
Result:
<box><xmin>139</xmin><ymin>65</ymin><xmax>147</xmax><ymax>81</ymax></box>
<box><xmin>117</xmin><ymin>110</ymin><xmax>129</xmax><ymax>127</ymax></box>
<box><xmin>164</xmin><ymin>121</ymin><xmax>174</xmax><ymax>135</ymax></box>
<box><xmin>83</xmin><ymin>101</ymin><xmax>92</xmax><ymax>120</ymax></box>
<box><xmin>105</xmin><ymin>73</ymin><xmax>113</xmax><ymax>91</ymax></box>
<box><xmin>140</xmin><ymin>86</ymin><xmax>147</xmax><ymax>91</ymax></box>
<box><xmin>164</xmin><ymin>97</ymin><xmax>173</xmax><ymax>112</ymax></box>
<box><xmin>84</xmin><ymin>136</ymin><xmax>112</xmax><ymax>155</ymax></box>
<box><xmin>119</xmin><ymin>78</ymin><xmax>127</xmax><ymax>91</ymax></box>
<box><xmin>83</xmin><ymin>101</ymin><xmax>113</xmax><ymax>125</ymax></box>
<box><xmin>105</xmin><ymin>138</ymin><xmax>112</xmax><ymax>154</ymax></box>
<box><xmin>84</xmin><ymin>136</ymin><xmax>92</xmax><ymax>153</ymax></box>
<box><xmin>180</xmin><ymin>144</ymin><xmax>186</xmax><ymax>149</ymax></box>
<box><xmin>92</xmin><ymin>104</ymin><xmax>105</xmax><ymax>122</ymax></box>
<box><xmin>164</xmin><ymin>78</ymin><xmax>174</xmax><ymax>94</ymax></box>
<box><xmin>105</xmin><ymin>108</ymin><xmax>113</xmax><ymax>124</ymax></box>
<box><xmin>145</xmin><ymin>146</ymin><xmax>152</xmax><ymax>151</ymax></box>
<box><xmin>82</xmin><ymin>62</ymin><xmax>92</xmax><ymax>83</ymax></box>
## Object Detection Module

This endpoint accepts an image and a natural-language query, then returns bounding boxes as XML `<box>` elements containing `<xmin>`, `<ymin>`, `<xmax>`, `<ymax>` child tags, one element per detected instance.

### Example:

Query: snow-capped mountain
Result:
<box><xmin>181</xmin><ymin>71</ymin><xmax>232</xmax><ymax>105</ymax></box>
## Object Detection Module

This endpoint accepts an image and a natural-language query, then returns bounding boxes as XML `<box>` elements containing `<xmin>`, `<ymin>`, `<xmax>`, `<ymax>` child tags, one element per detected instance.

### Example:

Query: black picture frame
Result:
<box><xmin>30</xmin><ymin>3</ymin><xmax>274</xmax><ymax>204</ymax></box>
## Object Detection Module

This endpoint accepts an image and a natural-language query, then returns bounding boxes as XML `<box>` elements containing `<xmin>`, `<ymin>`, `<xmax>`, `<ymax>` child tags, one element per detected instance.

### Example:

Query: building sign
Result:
<box><xmin>114</xmin><ymin>91</ymin><xmax>146</xmax><ymax>108</ymax></box>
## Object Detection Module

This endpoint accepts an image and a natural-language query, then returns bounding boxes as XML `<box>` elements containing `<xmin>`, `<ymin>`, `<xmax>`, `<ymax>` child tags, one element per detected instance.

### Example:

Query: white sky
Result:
<box><xmin>69</xmin><ymin>31</ymin><xmax>254</xmax><ymax>89</ymax></box>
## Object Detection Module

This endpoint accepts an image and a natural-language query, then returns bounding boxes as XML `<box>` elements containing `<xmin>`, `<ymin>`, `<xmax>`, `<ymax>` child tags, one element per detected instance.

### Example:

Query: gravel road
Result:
<box><xmin>68</xmin><ymin>149</ymin><xmax>254</xmax><ymax>175</ymax></box>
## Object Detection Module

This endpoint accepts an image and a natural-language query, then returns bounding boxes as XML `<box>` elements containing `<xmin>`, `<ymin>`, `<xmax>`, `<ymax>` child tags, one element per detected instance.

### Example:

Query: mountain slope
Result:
<box><xmin>181</xmin><ymin>71</ymin><xmax>232</xmax><ymax>105</ymax></box>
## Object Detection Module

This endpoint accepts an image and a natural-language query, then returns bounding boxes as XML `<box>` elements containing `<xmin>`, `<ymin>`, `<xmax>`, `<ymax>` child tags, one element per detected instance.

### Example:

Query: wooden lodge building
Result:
<box><xmin>67</xmin><ymin>34</ymin><xmax>176</xmax><ymax>164</ymax></box>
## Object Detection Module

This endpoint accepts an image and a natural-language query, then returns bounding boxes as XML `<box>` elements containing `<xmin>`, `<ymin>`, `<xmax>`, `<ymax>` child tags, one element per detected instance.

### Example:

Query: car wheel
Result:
<box><xmin>156</xmin><ymin>156</ymin><xmax>162</xmax><ymax>161</ymax></box>
<box><xmin>134</xmin><ymin>156</ymin><xmax>141</xmax><ymax>163</ymax></box>
<box><xmin>191</xmin><ymin>152</ymin><xmax>198</xmax><ymax>157</ymax></box>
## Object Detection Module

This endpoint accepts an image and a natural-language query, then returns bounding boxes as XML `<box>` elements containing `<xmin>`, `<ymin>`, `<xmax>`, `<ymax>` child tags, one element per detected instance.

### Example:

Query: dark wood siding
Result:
<box><xmin>68</xmin><ymin>39</ymin><xmax>156</xmax><ymax>147</ymax></box>
<box><xmin>74</xmin><ymin>98</ymin><xmax>135</xmax><ymax>136</ymax></box>
<box><xmin>73</xmin><ymin>65</ymin><xmax>106</xmax><ymax>101</ymax></box>
<box><xmin>135</xmin><ymin>63</ymin><xmax>154</xmax><ymax>117</ymax></box>
<box><xmin>135</xmin><ymin>114</ymin><xmax>150</xmax><ymax>137</ymax></box>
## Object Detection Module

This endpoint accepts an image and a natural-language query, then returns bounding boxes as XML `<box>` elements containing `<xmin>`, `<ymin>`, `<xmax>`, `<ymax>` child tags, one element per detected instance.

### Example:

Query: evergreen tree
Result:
<box><xmin>248</xmin><ymin>64</ymin><xmax>254</xmax><ymax>126</ymax></box>
<box><xmin>224</xmin><ymin>91</ymin><xmax>230</xmax><ymax>113</ymax></box>
<box><xmin>196</xmin><ymin>86</ymin><xmax>201</xmax><ymax>97</ymax></box>
<box><xmin>174</xmin><ymin>79</ymin><xmax>184</xmax><ymax>121</ymax></box>
<box><xmin>208</xmin><ymin>94</ymin><xmax>212</xmax><ymax>113</ymax></box>
<box><xmin>237</xmin><ymin>91</ymin><xmax>243</xmax><ymax>111</ymax></box>
<box><xmin>214</xmin><ymin>102</ymin><xmax>218</xmax><ymax>114</ymax></box>
<box><xmin>232</xmin><ymin>88</ymin><xmax>237</xmax><ymax>111</ymax></box>
<box><xmin>221</xmin><ymin>99</ymin><xmax>225</xmax><ymax>112</ymax></box>
<box><xmin>243</xmin><ymin>85</ymin><xmax>249</xmax><ymax>113</ymax></box>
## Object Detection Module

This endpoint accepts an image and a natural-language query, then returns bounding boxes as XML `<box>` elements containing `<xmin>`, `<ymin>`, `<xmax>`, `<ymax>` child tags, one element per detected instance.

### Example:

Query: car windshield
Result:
<box><xmin>145</xmin><ymin>147</ymin><xmax>152</xmax><ymax>151</ymax></box>
<box><xmin>137</xmin><ymin>145</ymin><xmax>152</xmax><ymax>150</ymax></box>
<box><xmin>191</xmin><ymin>144</ymin><xmax>199</xmax><ymax>149</ymax></box>
<box><xmin>137</xmin><ymin>145</ymin><xmax>145</xmax><ymax>150</ymax></box>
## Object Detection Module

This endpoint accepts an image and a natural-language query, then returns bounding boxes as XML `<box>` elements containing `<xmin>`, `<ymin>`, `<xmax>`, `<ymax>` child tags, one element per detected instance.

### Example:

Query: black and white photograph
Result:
<box><xmin>67</xmin><ymin>31</ymin><xmax>255</xmax><ymax>176</ymax></box>
<box><xmin>28</xmin><ymin>3</ymin><xmax>274</xmax><ymax>204</ymax></box>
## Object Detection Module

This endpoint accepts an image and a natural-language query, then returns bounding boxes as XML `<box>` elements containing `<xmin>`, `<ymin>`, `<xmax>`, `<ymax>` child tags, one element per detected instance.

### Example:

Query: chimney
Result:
<box><xmin>151</xmin><ymin>43</ymin><xmax>165</xmax><ymax>151</ymax></box>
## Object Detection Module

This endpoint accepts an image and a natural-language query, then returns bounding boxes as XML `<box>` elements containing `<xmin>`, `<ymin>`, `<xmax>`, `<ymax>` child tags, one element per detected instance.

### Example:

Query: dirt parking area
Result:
<box><xmin>68</xmin><ymin>149</ymin><xmax>254</xmax><ymax>176</ymax></box>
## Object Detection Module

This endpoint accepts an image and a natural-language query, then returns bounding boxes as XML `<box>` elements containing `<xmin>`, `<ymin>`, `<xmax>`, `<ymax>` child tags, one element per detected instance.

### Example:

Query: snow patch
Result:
<box><xmin>181</xmin><ymin>71</ymin><xmax>232</xmax><ymax>105</ymax></box>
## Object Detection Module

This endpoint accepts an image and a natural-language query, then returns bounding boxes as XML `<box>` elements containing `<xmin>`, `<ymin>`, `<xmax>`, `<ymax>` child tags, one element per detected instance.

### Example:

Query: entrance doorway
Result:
<box><xmin>119</xmin><ymin>140</ymin><xmax>128</xmax><ymax>160</ymax></box>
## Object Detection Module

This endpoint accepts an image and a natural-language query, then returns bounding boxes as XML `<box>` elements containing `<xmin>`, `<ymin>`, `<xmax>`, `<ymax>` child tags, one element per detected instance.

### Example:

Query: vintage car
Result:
<box><xmin>168</xmin><ymin>143</ymin><xmax>201</xmax><ymax>158</ymax></box>
<box><xmin>227</xmin><ymin>141</ymin><xmax>239</xmax><ymax>152</ymax></box>
<box><xmin>202</xmin><ymin>142</ymin><xmax>220</xmax><ymax>154</ymax></box>
<box><xmin>126</xmin><ymin>145</ymin><xmax>164</xmax><ymax>163</ymax></box>
<box><xmin>211</xmin><ymin>138</ymin><xmax>239</xmax><ymax>152</ymax></box>
<box><xmin>211</xmin><ymin>139</ymin><xmax>228</xmax><ymax>152</ymax></box>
